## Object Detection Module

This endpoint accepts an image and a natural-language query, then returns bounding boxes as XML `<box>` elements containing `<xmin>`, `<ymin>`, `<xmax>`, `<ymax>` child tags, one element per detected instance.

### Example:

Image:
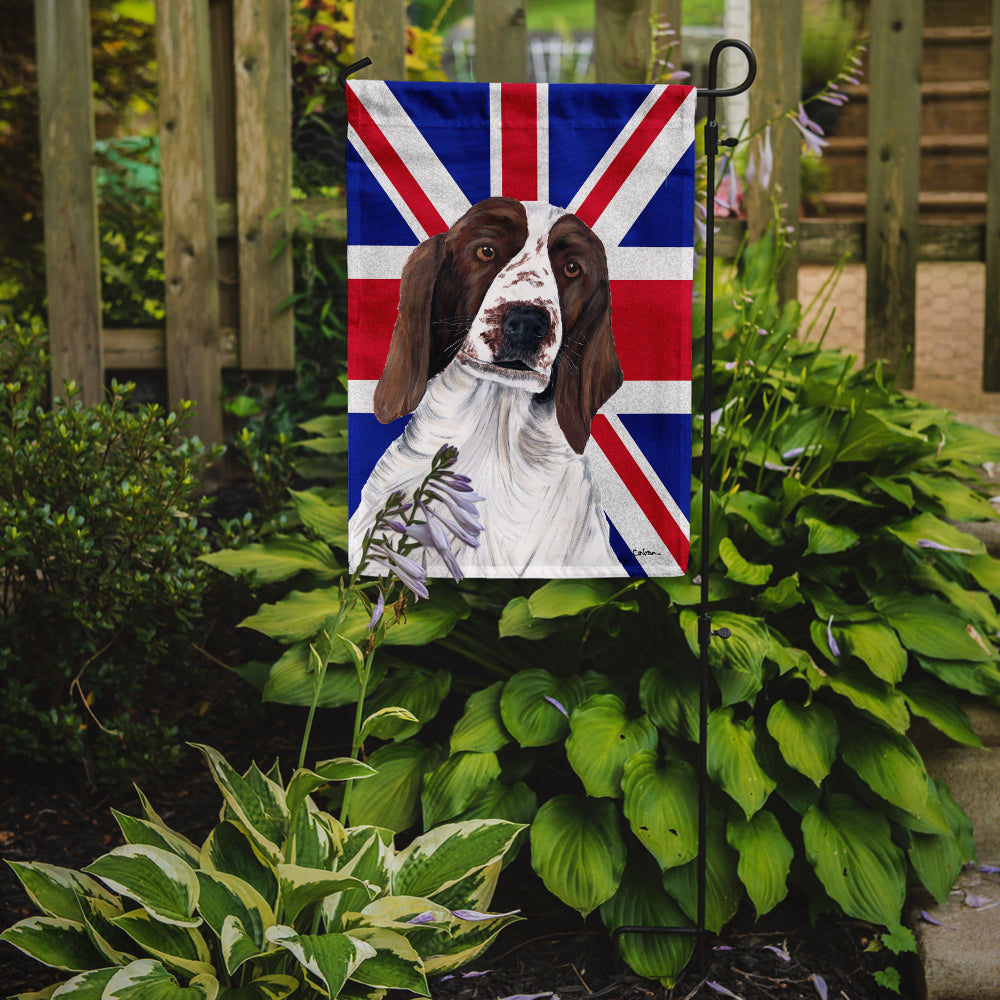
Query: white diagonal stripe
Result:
<box><xmin>349</xmin><ymin>126</ymin><xmax>428</xmax><ymax>242</ymax></box>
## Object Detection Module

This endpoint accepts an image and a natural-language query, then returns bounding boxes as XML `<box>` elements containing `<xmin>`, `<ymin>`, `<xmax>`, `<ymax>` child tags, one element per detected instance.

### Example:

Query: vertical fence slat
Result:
<box><xmin>233</xmin><ymin>0</ymin><xmax>294</xmax><ymax>370</ymax></box>
<box><xmin>746</xmin><ymin>0</ymin><xmax>801</xmax><ymax>304</ymax></box>
<box><xmin>34</xmin><ymin>0</ymin><xmax>103</xmax><ymax>405</ymax></box>
<box><xmin>474</xmin><ymin>0</ymin><xmax>527</xmax><ymax>82</ymax></box>
<box><xmin>157</xmin><ymin>0</ymin><xmax>223</xmax><ymax>445</ymax></box>
<box><xmin>355</xmin><ymin>0</ymin><xmax>406</xmax><ymax>80</ymax></box>
<box><xmin>864</xmin><ymin>0</ymin><xmax>923</xmax><ymax>389</ymax></box>
<box><xmin>594</xmin><ymin>0</ymin><xmax>651</xmax><ymax>84</ymax></box>
<box><xmin>983</xmin><ymin>0</ymin><xmax>1000</xmax><ymax>390</ymax></box>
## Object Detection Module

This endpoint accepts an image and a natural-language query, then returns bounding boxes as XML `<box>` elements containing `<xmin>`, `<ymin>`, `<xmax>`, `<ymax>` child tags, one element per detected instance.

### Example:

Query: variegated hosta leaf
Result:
<box><xmin>421</xmin><ymin>751</ymin><xmax>502</xmax><ymax>829</ymax></box>
<box><xmin>112</xmin><ymin>811</ymin><xmax>202</xmax><ymax>868</ymax></box>
<box><xmin>288</xmin><ymin>801</ymin><xmax>343</xmax><ymax>870</ymax></box>
<box><xmin>706</xmin><ymin>707</ymin><xmax>776</xmax><ymax>819</ymax></box>
<box><xmin>83</xmin><ymin>845</ymin><xmax>200</xmax><ymax>928</ymax></box>
<box><xmin>195</xmin><ymin>871</ymin><xmax>274</xmax><ymax>973</ymax></box>
<box><xmin>802</xmin><ymin>793</ymin><xmax>906</xmax><ymax>926</ymax></box>
<box><xmin>450</xmin><ymin>682</ymin><xmax>511</xmax><ymax>754</ymax></box>
<box><xmin>565</xmin><ymin>695</ymin><xmax>658</xmax><ymax>799</ymax></box>
<box><xmin>0</xmin><ymin>916</ymin><xmax>107</xmax><ymax>971</ymax></box>
<box><xmin>77</xmin><ymin>894</ymin><xmax>136</xmax><ymax>966</ymax></box>
<box><xmin>838</xmin><ymin>718</ymin><xmax>929</xmax><ymax>817</ymax></box>
<box><xmin>214</xmin><ymin>975</ymin><xmax>299</xmax><ymax>1000</ymax></box>
<box><xmin>285</xmin><ymin>760</ymin><xmax>375</xmax><ymax>823</ymax></box>
<box><xmin>391</xmin><ymin>820</ymin><xmax>524</xmax><ymax>901</ymax></box>
<box><xmin>421</xmin><ymin>906</ymin><xmax>523</xmax><ymax>975</ymax></box>
<box><xmin>102</xmin><ymin>958</ymin><xmax>218</xmax><ymax>999</ymax></box>
<box><xmin>621</xmin><ymin>751</ymin><xmax>699</xmax><ymax>871</ymax></box>
<box><xmin>765</xmin><ymin>700</ymin><xmax>838</xmax><ymax>786</ymax></box>
<box><xmin>423</xmin><ymin>859</ymin><xmax>501</xmax><ymax>916</ymax></box>
<box><xmin>599</xmin><ymin>853</ymin><xmax>694</xmax><ymax>987</ymax></box>
<box><xmin>265</xmin><ymin>926</ymin><xmax>376</xmax><ymax>998</ymax></box>
<box><xmin>661</xmin><ymin>810</ymin><xmax>742</xmax><ymax>934</ymax></box>
<box><xmin>4</xmin><ymin>861</ymin><xmax>118</xmax><ymax>922</ymax></box>
<box><xmin>191</xmin><ymin>746</ymin><xmax>287</xmax><ymax>863</ymax></box>
<box><xmin>110</xmin><ymin>908</ymin><xmax>214</xmax><ymax>978</ymax></box>
<box><xmin>323</xmin><ymin>829</ymin><xmax>393</xmax><ymax>931</ymax></box>
<box><xmin>499</xmin><ymin>670</ymin><xmax>585</xmax><ymax>747</ymax></box>
<box><xmin>347</xmin><ymin>740</ymin><xmax>442</xmax><ymax>832</ymax></box>
<box><xmin>200</xmin><ymin>822</ymin><xmax>278</xmax><ymax>910</ymax></box>
<box><xmin>529</xmin><ymin>795</ymin><xmax>626</xmax><ymax>917</ymax></box>
<box><xmin>345</xmin><ymin>926</ymin><xmax>429</xmax><ymax>995</ymax></box>
<box><xmin>277</xmin><ymin>865</ymin><xmax>375</xmax><ymax>925</ymax></box>
<box><xmin>362</xmin><ymin>667</ymin><xmax>452</xmax><ymax>741</ymax></box>
<box><xmin>727</xmin><ymin>810</ymin><xmax>793</xmax><ymax>917</ymax></box>
<box><xmin>46</xmin><ymin>966</ymin><xmax>118</xmax><ymax>997</ymax></box>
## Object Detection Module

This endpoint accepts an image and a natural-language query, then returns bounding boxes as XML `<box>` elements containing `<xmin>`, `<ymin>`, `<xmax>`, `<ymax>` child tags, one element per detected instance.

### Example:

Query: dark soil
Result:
<box><xmin>1</xmin><ymin>750</ymin><xmax>915</xmax><ymax>1000</ymax></box>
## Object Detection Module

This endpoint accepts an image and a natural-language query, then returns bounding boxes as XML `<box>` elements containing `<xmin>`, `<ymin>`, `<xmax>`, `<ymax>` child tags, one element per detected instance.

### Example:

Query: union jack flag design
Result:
<box><xmin>346</xmin><ymin>80</ymin><xmax>695</xmax><ymax>577</ymax></box>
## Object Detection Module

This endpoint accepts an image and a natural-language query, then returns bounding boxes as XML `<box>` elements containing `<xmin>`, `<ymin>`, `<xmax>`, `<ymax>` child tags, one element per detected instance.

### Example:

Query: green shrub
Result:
<box><xmin>0</xmin><ymin>317</ymin><xmax>220</xmax><ymax>783</ymax></box>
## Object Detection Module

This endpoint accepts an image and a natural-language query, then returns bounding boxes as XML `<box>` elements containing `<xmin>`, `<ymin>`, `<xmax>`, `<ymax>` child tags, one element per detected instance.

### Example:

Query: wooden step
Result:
<box><xmin>813</xmin><ymin>190</ymin><xmax>987</xmax><ymax>222</ymax></box>
<box><xmin>922</xmin><ymin>25</ymin><xmax>993</xmax><ymax>83</ymax></box>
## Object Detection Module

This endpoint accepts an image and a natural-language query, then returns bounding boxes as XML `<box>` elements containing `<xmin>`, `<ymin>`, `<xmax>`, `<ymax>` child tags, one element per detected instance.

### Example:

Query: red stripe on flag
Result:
<box><xmin>574</xmin><ymin>88</ymin><xmax>686</xmax><ymax>229</ymax></box>
<box><xmin>590</xmin><ymin>414</ymin><xmax>689</xmax><ymax>568</ymax></box>
<box><xmin>610</xmin><ymin>280</ymin><xmax>692</xmax><ymax>381</ymax></box>
<box><xmin>348</xmin><ymin>278</ymin><xmax>399</xmax><ymax>380</ymax></box>
<box><xmin>501</xmin><ymin>84</ymin><xmax>537</xmax><ymax>200</ymax></box>
<box><xmin>347</xmin><ymin>89</ymin><xmax>449</xmax><ymax>238</ymax></box>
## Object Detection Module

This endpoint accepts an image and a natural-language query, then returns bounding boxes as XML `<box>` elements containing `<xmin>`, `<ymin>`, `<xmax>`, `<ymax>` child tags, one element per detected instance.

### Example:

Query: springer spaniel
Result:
<box><xmin>350</xmin><ymin>196</ymin><xmax>623</xmax><ymax>578</ymax></box>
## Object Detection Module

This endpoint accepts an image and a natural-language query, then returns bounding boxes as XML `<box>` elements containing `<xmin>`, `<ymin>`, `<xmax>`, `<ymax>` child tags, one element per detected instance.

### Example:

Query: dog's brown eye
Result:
<box><xmin>563</xmin><ymin>260</ymin><xmax>582</xmax><ymax>278</ymax></box>
<box><xmin>476</xmin><ymin>245</ymin><xmax>496</xmax><ymax>262</ymax></box>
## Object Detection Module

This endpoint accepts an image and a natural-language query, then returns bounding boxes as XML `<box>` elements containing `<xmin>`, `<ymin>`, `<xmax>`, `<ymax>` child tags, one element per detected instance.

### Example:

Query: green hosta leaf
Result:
<box><xmin>288</xmin><ymin>488</ymin><xmax>349</xmax><ymax>546</ymax></box>
<box><xmin>195</xmin><ymin>871</ymin><xmax>273</xmax><ymax>974</ymax></box>
<box><xmin>802</xmin><ymin>793</ymin><xmax>906</xmax><ymax>926</ymax></box>
<box><xmin>530</xmin><ymin>795</ymin><xmax>626</xmax><ymax>917</ymax></box>
<box><xmin>526</xmin><ymin>579</ymin><xmax>618</xmax><ymax>618</ymax></box>
<box><xmin>497</xmin><ymin>596</ymin><xmax>564</xmax><ymax>639</ymax></box>
<box><xmin>200</xmin><ymin>535</ymin><xmax>341</xmax><ymax>584</ymax></box>
<box><xmin>5</xmin><ymin>862</ymin><xmax>118</xmax><ymax>922</ymax></box>
<box><xmin>621</xmin><ymin>751</ymin><xmax>698</xmax><ymax>871</ymax></box>
<box><xmin>807</xmin><ymin>660</ymin><xmax>910</xmax><ymax>732</ymax></box>
<box><xmin>200</xmin><ymin>822</ymin><xmax>278</xmax><ymax>910</ymax></box>
<box><xmin>906</xmin><ymin>472</ymin><xmax>998</xmax><ymax>522</ymax></box>
<box><xmin>83</xmin><ymin>846</ymin><xmax>200</xmax><ymax>928</ymax></box>
<box><xmin>680</xmin><ymin>610</ymin><xmax>770</xmax><ymax>706</ymax></box>
<box><xmin>803</xmin><ymin>517</ymin><xmax>859</xmax><ymax>556</ymax></box>
<box><xmin>261</xmin><ymin>643</ymin><xmax>387</xmax><ymax>709</ymax></box>
<box><xmin>909</xmin><ymin>814</ymin><xmax>966</xmax><ymax>906</ymax></box>
<box><xmin>901</xmin><ymin>680</ymin><xmax>982</xmax><ymax>748</ymax></box>
<box><xmin>277</xmin><ymin>865</ymin><xmax>374</xmax><ymax>925</ymax></box>
<box><xmin>755</xmin><ymin>573</ymin><xmax>805</xmax><ymax>614</ymax></box>
<box><xmin>707</xmin><ymin>708</ymin><xmax>776</xmax><ymax>818</ymax></box>
<box><xmin>727</xmin><ymin>811</ymin><xmax>793</xmax><ymax>917</ymax></box>
<box><xmin>393</xmin><ymin>820</ymin><xmax>524</xmax><ymax>901</ymax></box>
<box><xmin>112</xmin><ymin>812</ymin><xmax>201</xmax><ymax>868</ymax></box>
<box><xmin>599</xmin><ymin>853</ymin><xmax>694</xmax><ymax>987</ymax></box>
<box><xmin>499</xmin><ymin>670</ymin><xmax>584</xmax><ymax>747</ymax></box>
<box><xmin>866</xmin><ymin>474</ymin><xmax>914</xmax><ymax>509</ymax></box>
<box><xmin>111</xmin><ymin>908</ymin><xmax>214</xmax><ymax>978</ymax></box>
<box><xmin>718</xmin><ymin>537</ymin><xmax>772</xmax><ymax>586</ymax></box>
<box><xmin>191</xmin><ymin>746</ymin><xmax>287</xmax><ymax>862</ymax></box>
<box><xmin>346</xmin><ymin>926</ymin><xmax>428</xmax><ymax>994</ymax></box>
<box><xmin>911</xmin><ymin>562</ymin><xmax>1000</xmax><ymax>633</ymax></box>
<box><xmin>453</xmin><ymin>779</ymin><xmax>538</xmax><ymax>827</ymax></box>
<box><xmin>835</xmin><ymin>621</ymin><xmax>907</xmax><ymax>684</ymax></box>
<box><xmin>421</xmin><ymin>751</ymin><xmax>502</xmax><ymax>828</ymax></box>
<box><xmin>916</xmin><ymin>655</ymin><xmax>1000</xmax><ymax>697</ymax></box>
<box><xmin>0</xmin><ymin>916</ymin><xmax>107</xmax><ymax>971</ymax></box>
<box><xmin>724</xmin><ymin>490</ymin><xmax>784</xmax><ymax>545</ymax></box>
<box><xmin>967</xmin><ymin>553</ymin><xmax>1000</xmax><ymax>597</ymax></box>
<box><xmin>450</xmin><ymin>682</ymin><xmax>511</xmax><ymax>754</ymax></box>
<box><xmin>935</xmin><ymin>421</ymin><xmax>1000</xmax><ymax>464</ymax></box>
<box><xmin>885</xmin><ymin>512</ymin><xmax>985</xmax><ymax>556</ymax></box>
<box><xmin>265</xmin><ymin>926</ymin><xmax>375</xmax><ymax>997</ymax></box>
<box><xmin>839</xmin><ymin>718</ymin><xmax>928</xmax><ymax>816</ymax></box>
<box><xmin>874</xmin><ymin>594</ymin><xmax>995</xmax><ymax>662</ymax></box>
<box><xmin>661</xmin><ymin>810</ymin><xmax>741</xmax><ymax>933</ymax></box>
<box><xmin>216</xmin><ymin>975</ymin><xmax>299</xmax><ymax>1000</ymax></box>
<box><xmin>347</xmin><ymin>740</ymin><xmax>442</xmax><ymax>832</ymax></box>
<box><xmin>362</xmin><ymin>667</ymin><xmax>451</xmax><ymax>740</ymax></box>
<box><xmin>103</xmin><ymin>959</ymin><xmax>218</xmax><ymax>999</ymax></box>
<box><xmin>765</xmin><ymin>700</ymin><xmax>838</xmax><ymax>786</ymax></box>
<box><xmin>565</xmin><ymin>695</ymin><xmax>658</xmax><ymax>798</ymax></box>
<box><xmin>835</xmin><ymin>410</ymin><xmax>927</xmax><ymax>463</ymax></box>
<box><xmin>639</xmin><ymin>664</ymin><xmax>699</xmax><ymax>742</ymax></box>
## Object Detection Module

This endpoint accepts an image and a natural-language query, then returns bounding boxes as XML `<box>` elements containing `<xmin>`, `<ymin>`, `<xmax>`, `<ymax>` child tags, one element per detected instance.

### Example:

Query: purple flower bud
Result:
<box><xmin>812</xmin><ymin>974</ymin><xmax>828</xmax><ymax>1000</ymax></box>
<box><xmin>827</xmin><ymin>616</ymin><xmax>841</xmax><ymax>658</ymax></box>
<box><xmin>367</xmin><ymin>590</ymin><xmax>385</xmax><ymax>631</ymax></box>
<box><xmin>544</xmin><ymin>695</ymin><xmax>569</xmax><ymax>718</ymax></box>
<box><xmin>407</xmin><ymin>911</ymin><xmax>437</xmax><ymax>925</ymax></box>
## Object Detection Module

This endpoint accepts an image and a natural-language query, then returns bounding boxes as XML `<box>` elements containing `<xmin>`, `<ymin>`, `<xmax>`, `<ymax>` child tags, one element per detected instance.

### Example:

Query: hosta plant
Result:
<box><xmin>1</xmin><ymin>744</ymin><xmax>523</xmax><ymax>999</ymax></box>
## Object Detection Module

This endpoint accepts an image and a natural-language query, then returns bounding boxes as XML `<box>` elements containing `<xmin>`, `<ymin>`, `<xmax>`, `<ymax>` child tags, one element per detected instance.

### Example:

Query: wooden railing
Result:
<box><xmin>32</xmin><ymin>0</ymin><xmax>1000</xmax><ymax>445</ymax></box>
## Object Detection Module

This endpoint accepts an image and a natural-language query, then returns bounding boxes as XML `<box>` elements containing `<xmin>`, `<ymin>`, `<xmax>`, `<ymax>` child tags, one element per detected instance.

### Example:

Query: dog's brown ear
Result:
<box><xmin>373</xmin><ymin>234</ymin><xmax>445</xmax><ymax>423</ymax></box>
<box><xmin>554</xmin><ymin>279</ymin><xmax>622</xmax><ymax>454</ymax></box>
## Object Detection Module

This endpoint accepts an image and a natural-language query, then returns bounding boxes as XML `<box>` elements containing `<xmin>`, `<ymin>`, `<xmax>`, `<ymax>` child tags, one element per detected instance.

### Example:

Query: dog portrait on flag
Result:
<box><xmin>346</xmin><ymin>81</ymin><xmax>695</xmax><ymax>579</ymax></box>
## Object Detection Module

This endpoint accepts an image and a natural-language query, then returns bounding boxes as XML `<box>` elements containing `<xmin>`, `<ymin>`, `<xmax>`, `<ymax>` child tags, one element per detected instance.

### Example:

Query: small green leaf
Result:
<box><xmin>450</xmin><ymin>682</ymin><xmax>511</xmax><ymax>754</ymax></box>
<box><xmin>838</xmin><ymin>718</ymin><xmax>929</xmax><ymax>817</ymax></box>
<box><xmin>526</xmin><ymin>579</ymin><xmax>617</xmax><ymax>618</ymax></box>
<box><xmin>288</xmin><ymin>488</ymin><xmax>349</xmax><ymax>546</ymax></box>
<box><xmin>499</xmin><ymin>670</ymin><xmax>584</xmax><ymax>747</ymax></box>
<box><xmin>497</xmin><ymin>597</ymin><xmax>564</xmax><ymax>639</ymax></box>
<box><xmin>421</xmin><ymin>751</ymin><xmax>502</xmax><ymax>828</ymax></box>
<box><xmin>639</xmin><ymin>664</ymin><xmax>699</xmax><ymax>742</ymax></box>
<box><xmin>803</xmin><ymin>517</ymin><xmax>859</xmax><ymax>556</ymax></box>
<box><xmin>727</xmin><ymin>811</ymin><xmax>793</xmax><ymax>917</ymax></box>
<box><xmin>875</xmin><ymin>594</ymin><xmax>995</xmax><ymax>663</ymax></box>
<box><xmin>707</xmin><ymin>708</ymin><xmax>776</xmax><ymax>818</ymax></box>
<box><xmin>347</xmin><ymin>740</ymin><xmax>441</xmax><ymax>832</ymax></box>
<box><xmin>765</xmin><ymin>701</ymin><xmax>838</xmax><ymax>786</ymax></box>
<box><xmin>200</xmin><ymin>536</ymin><xmax>341</xmax><ymax>584</ymax></box>
<box><xmin>718</xmin><ymin>537</ymin><xmax>772</xmax><ymax>585</ymax></box>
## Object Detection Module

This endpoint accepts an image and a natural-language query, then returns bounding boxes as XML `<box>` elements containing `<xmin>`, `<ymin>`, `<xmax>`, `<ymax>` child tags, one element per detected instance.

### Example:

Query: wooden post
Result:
<box><xmin>34</xmin><ymin>0</ymin><xmax>104</xmax><ymax>405</ymax></box>
<box><xmin>354</xmin><ymin>0</ymin><xmax>406</xmax><ymax>80</ymax></box>
<box><xmin>474</xmin><ymin>0</ymin><xmax>527</xmax><ymax>82</ymax></box>
<box><xmin>864</xmin><ymin>0</ymin><xmax>923</xmax><ymax>390</ymax></box>
<box><xmin>983</xmin><ymin>0</ymin><xmax>1000</xmax><ymax>390</ymax></box>
<box><xmin>233</xmin><ymin>0</ymin><xmax>294</xmax><ymax>369</ymax></box>
<box><xmin>746</xmin><ymin>0</ymin><xmax>801</xmax><ymax>305</ymax></box>
<box><xmin>594</xmin><ymin>0</ymin><xmax>652</xmax><ymax>84</ymax></box>
<box><xmin>157</xmin><ymin>0</ymin><xmax>223</xmax><ymax>445</ymax></box>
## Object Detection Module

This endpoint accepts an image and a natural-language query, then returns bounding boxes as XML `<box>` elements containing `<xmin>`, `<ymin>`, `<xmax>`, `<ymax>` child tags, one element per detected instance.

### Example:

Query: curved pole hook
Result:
<box><xmin>699</xmin><ymin>38</ymin><xmax>757</xmax><ymax>99</ymax></box>
<box><xmin>338</xmin><ymin>57</ymin><xmax>373</xmax><ymax>90</ymax></box>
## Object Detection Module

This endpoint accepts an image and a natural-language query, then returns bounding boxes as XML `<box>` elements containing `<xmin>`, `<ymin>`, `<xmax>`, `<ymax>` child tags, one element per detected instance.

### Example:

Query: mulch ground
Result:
<box><xmin>1</xmin><ymin>741</ymin><xmax>913</xmax><ymax>1000</ymax></box>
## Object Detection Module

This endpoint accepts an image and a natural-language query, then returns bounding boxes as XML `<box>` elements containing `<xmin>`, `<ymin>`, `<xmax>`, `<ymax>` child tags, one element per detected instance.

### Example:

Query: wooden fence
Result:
<box><xmin>33</xmin><ymin>0</ymin><xmax>1000</xmax><ymax>445</ymax></box>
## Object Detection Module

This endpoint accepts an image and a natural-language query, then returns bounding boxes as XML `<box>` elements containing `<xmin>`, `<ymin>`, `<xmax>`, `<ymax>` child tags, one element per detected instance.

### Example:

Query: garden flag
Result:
<box><xmin>346</xmin><ymin>81</ymin><xmax>695</xmax><ymax>579</ymax></box>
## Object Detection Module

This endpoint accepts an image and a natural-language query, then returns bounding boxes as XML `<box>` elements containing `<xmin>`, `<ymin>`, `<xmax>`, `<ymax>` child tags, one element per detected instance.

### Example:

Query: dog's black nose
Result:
<box><xmin>502</xmin><ymin>305</ymin><xmax>549</xmax><ymax>351</ymax></box>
